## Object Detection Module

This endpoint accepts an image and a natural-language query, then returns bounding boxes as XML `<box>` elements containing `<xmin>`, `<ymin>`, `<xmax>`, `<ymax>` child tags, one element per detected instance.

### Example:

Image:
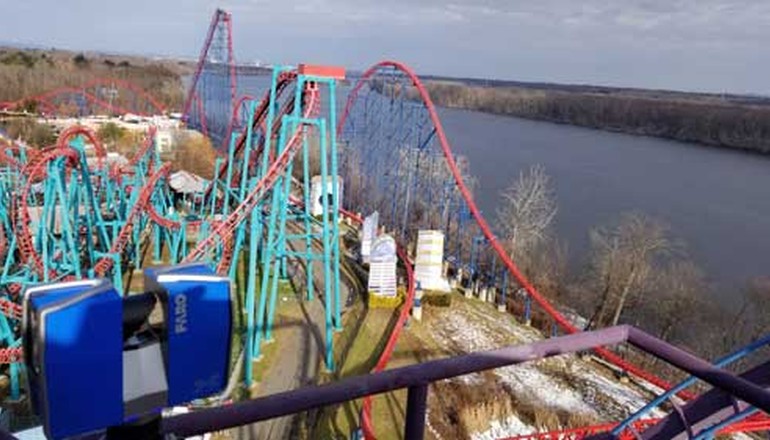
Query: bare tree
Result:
<box><xmin>651</xmin><ymin>260</ymin><xmax>705</xmax><ymax>341</ymax></box>
<box><xmin>172</xmin><ymin>132</ymin><xmax>217</xmax><ymax>179</ymax></box>
<box><xmin>721</xmin><ymin>277</ymin><xmax>770</xmax><ymax>351</ymax></box>
<box><xmin>496</xmin><ymin>165</ymin><xmax>557</xmax><ymax>278</ymax></box>
<box><xmin>586</xmin><ymin>212</ymin><xmax>671</xmax><ymax>329</ymax></box>
<box><xmin>530</xmin><ymin>238</ymin><xmax>570</xmax><ymax>298</ymax></box>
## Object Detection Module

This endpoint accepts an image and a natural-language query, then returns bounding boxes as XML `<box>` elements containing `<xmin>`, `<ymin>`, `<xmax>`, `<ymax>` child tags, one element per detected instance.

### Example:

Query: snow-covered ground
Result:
<box><xmin>472</xmin><ymin>414</ymin><xmax>536</xmax><ymax>440</ymax></box>
<box><xmin>423</xmin><ymin>297</ymin><xmax>665</xmax><ymax>439</ymax></box>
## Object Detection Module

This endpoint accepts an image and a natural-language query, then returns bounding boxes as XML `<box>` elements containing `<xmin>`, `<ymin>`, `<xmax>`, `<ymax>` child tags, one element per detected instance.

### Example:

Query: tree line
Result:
<box><xmin>421</xmin><ymin>81</ymin><xmax>770</xmax><ymax>154</ymax></box>
<box><xmin>0</xmin><ymin>48</ymin><xmax>185</xmax><ymax>110</ymax></box>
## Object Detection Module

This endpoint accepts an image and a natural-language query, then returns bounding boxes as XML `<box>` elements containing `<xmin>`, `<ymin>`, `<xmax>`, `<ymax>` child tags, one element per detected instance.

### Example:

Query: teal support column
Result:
<box><xmin>228</xmin><ymin>226</ymin><xmax>245</xmax><ymax>280</ymax></box>
<box><xmin>275</xmin><ymin>157</ymin><xmax>293</xmax><ymax>282</ymax></box>
<box><xmin>170</xmin><ymin>222</ymin><xmax>183</xmax><ymax>263</ymax></box>
<box><xmin>255</xmin><ymin>115</ymin><xmax>289</xmax><ymax>355</ymax></box>
<box><xmin>318</xmin><ymin>119</ymin><xmax>335</xmax><ymax>371</ymax></box>
<box><xmin>251</xmin><ymin>68</ymin><xmax>284</xmax><ymax>363</ymax></box>
<box><xmin>249</xmin><ymin>179</ymin><xmax>267</xmax><ymax>362</ymax></box>
<box><xmin>329</xmin><ymin>80</ymin><xmax>342</xmax><ymax>331</ymax></box>
<box><xmin>264</xmin><ymin>115</ymin><xmax>293</xmax><ymax>343</ymax></box>
<box><xmin>222</xmin><ymin>132</ymin><xmax>238</xmax><ymax>217</ymax></box>
<box><xmin>244</xmin><ymin>177</ymin><xmax>261</xmax><ymax>386</ymax></box>
<box><xmin>209</xmin><ymin>157</ymin><xmax>222</xmax><ymax>217</ymax></box>
<box><xmin>133</xmin><ymin>217</ymin><xmax>142</xmax><ymax>271</ymax></box>
<box><xmin>259</xmin><ymin>183</ymin><xmax>282</xmax><ymax>346</ymax></box>
<box><xmin>51</xmin><ymin>170</ymin><xmax>81</xmax><ymax>279</ymax></box>
<box><xmin>39</xmin><ymin>170</ymin><xmax>53</xmax><ymax>281</ymax></box>
<box><xmin>301</xmin><ymin>127</ymin><xmax>314</xmax><ymax>301</ymax></box>
<box><xmin>9</xmin><ymin>358</ymin><xmax>19</xmax><ymax>400</ymax></box>
<box><xmin>153</xmin><ymin>224</ymin><xmax>162</xmax><ymax>263</ymax></box>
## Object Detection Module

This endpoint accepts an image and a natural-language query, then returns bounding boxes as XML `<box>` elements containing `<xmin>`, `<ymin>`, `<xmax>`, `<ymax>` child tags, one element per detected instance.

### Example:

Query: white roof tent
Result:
<box><xmin>169</xmin><ymin>171</ymin><xmax>207</xmax><ymax>194</ymax></box>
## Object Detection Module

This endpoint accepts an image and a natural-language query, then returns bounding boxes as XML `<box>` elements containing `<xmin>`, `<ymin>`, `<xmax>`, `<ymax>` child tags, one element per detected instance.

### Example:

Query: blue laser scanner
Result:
<box><xmin>22</xmin><ymin>263</ymin><xmax>233</xmax><ymax>439</ymax></box>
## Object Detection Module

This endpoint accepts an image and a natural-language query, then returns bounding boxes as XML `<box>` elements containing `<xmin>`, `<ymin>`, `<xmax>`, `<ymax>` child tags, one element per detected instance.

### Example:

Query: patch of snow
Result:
<box><xmin>431</xmin><ymin>309</ymin><xmax>595</xmax><ymax>416</ymax></box>
<box><xmin>471</xmin><ymin>414</ymin><xmax>536</xmax><ymax>440</ymax></box>
<box><xmin>497</xmin><ymin>362</ymin><xmax>596</xmax><ymax>415</ymax></box>
<box><xmin>458</xmin><ymin>301</ymin><xmax>541</xmax><ymax>345</ymax></box>
<box><xmin>428</xmin><ymin>299</ymin><xmax>670</xmax><ymax>439</ymax></box>
<box><xmin>447</xmin><ymin>373</ymin><xmax>486</xmax><ymax>386</ymax></box>
<box><xmin>568</xmin><ymin>362</ymin><xmax>666</xmax><ymax>419</ymax></box>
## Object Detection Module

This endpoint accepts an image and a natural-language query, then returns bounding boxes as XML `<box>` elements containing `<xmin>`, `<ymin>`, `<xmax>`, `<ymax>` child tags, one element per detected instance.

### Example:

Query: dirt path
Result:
<box><xmin>238</xmin><ymin>296</ymin><xmax>326</xmax><ymax>439</ymax></box>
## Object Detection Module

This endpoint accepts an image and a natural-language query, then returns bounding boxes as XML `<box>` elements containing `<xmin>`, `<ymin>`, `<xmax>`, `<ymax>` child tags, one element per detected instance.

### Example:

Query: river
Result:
<box><xmin>438</xmin><ymin>106</ymin><xmax>770</xmax><ymax>298</ymax></box>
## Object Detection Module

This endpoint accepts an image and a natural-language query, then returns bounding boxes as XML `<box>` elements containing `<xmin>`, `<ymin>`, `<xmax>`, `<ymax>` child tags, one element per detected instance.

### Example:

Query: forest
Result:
<box><xmin>421</xmin><ymin>81</ymin><xmax>770</xmax><ymax>154</ymax></box>
<box><xmin>0</xmin><ymin>47</ymin><xmax>186</xmax><ymax>110</ymax></box>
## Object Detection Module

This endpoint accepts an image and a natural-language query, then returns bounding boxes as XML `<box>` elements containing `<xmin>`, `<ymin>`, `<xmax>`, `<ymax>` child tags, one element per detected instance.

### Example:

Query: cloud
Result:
<box><xmin>1</xmin><ymin>0</ymin><xmax>769</xmax><ymax>93</ymax></box>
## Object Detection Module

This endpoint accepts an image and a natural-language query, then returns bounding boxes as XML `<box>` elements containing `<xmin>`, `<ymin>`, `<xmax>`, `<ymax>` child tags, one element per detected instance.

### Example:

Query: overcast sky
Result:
<box><xmin>1</xmin><ymin>0</ymin><xmax>769</xmax><ymax>94</ymax></box>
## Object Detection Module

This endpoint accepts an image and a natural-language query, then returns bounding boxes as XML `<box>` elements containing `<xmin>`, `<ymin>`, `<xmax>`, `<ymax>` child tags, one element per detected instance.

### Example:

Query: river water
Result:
<box><xmin>438</xmin><ymin>106</ymin><xmax>770</xmax><ymax>297</ymax></box>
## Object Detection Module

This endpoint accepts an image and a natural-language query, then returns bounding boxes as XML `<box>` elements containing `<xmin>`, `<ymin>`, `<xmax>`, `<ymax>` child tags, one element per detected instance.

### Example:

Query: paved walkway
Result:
<box><xmin>237</xmin><ymin>234</ymin><xmax>359</xmax><ymax>439</ymax></box>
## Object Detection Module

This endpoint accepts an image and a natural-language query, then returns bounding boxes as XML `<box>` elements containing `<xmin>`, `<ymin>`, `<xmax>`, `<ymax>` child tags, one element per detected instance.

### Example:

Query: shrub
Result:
<box><xmin>422</xmin><ymin>292</ymin><xmax>452</xmax><ymax>307</ymax></box>
<box><xmin>2</xmin><ymin>119</ymin><xmax>55</xmax><ymax>147</ymax></box>
<box><xmin>97</xmin><ymin>122</ymin><xmax>126</xmax><ymax>145</ymax></box>
<box><xmin>72</xmin><ymin>53</ymin><xmax>89</xmax><ymax>67</ymax></box>
<box><xmin>171</xmin><ymin>132</ymin><xmax>216</xmax><ymax>179</ymax></box>
<box><xmin>368</xmin><ymin>287</ymin><xmax>405</xmax><ymax>309</ymax></box>
<box><xmin>1</xmin><ymin>51</ymin><xmax>35</xmax><ymax>68</ymax></box>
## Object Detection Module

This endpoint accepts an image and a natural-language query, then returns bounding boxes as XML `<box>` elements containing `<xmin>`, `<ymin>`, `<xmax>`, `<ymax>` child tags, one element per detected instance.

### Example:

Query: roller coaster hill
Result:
<box><xmin>1</xmin><ymin>8</ymin><xmax>770</xmax><ymax>440</ymax></box>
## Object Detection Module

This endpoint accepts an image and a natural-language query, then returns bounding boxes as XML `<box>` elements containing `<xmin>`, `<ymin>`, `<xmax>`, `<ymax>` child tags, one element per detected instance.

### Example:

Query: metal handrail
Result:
<box><xmin>5</xmin><ymin>325</ymin><xmax>770</xmax><ymax>439</ymax></box>
<box><xmin>612</xmin><ymin>332</ymin><xmax>770</xmax><ymax>436</ymax></box>
<box><xmin>157</xmin><ymin>325</ymin><xmax>770</xmax><ymax>439</ymax></box>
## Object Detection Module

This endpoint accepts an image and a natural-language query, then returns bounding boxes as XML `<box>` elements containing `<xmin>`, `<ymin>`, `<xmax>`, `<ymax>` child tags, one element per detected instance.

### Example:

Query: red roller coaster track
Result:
<box><xmin>93</xmin><ymin>163</ymin><xmax>172</xmax><ymax>278</ymax></box>
<box><xmin>182</xmin><ymin>8</ymin><xmax>237</xmax><ymax>149</ymax></box>
<box><xmin>183</xmin><ymin>81</ymin><xmax>319</xmax><ymax>274</ymax></box>
<box><xmin>15</xmin><ymin>147</ymin><xmax>80</xmax><ymax>280</ymax></box>
<box><xmin>0</xmin><ymin>78</ymin><xmax>166</xmax><ymax>117</ymax></box>
<box><xmin>203</xmin><ymin>71</ymin><xmax>298</xmax><ymax>203</ymax></box>
<box><xmin>339</xmin><ymin>61</ymin><xmax>693</xmax><ymax>439</ymax></box>
<box><xmin>500</xmin><ymin>414</ymin><xmax>770</xmax><ymax>440</ymax></box>
<box><xmin>13</xmin><ymin>126</ymin><xmax>109</xmax><ymax>282</ymax></box>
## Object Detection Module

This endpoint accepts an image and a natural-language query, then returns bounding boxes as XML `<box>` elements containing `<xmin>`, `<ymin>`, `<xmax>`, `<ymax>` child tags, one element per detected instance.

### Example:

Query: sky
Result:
<box><xmin>1</xmin><ymin>0</ymin><xmax>769</xmax><ymax>94</ymax></box>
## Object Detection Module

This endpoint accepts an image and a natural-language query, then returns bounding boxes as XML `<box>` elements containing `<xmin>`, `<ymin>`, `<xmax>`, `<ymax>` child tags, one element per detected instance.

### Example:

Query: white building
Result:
<box><xmin>155</xmin><ymin>129</ymin><xmax>174</xmax><ymax>154</ymax></box>
<box><xmin>310</xmin><ymin>175</ymin><xmax>343</xmax><ymax>217</ymax></box>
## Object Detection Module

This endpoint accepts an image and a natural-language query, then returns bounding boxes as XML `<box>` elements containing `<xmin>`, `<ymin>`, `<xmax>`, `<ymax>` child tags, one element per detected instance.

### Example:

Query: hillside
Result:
<box><xmin>0</xmin><ymin>46</ymin><xmax>190</xmax><ymax>110</ymax></box>
<box><xmin>316</xmin><ymin>293</ymin><xmax>666</xmax><ymax>440</ymax></box>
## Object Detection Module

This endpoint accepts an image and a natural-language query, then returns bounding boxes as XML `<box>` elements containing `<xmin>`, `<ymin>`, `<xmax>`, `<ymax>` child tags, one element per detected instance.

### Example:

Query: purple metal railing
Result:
<box><xmin>158</xmin><ymin>325</ymin><xmax>770</xmax><ymax>439</ymax></box>
<box><xmin>4</xmin><ymin>325</ymin><xmax>770</xmax><ymax>439</ymax></box>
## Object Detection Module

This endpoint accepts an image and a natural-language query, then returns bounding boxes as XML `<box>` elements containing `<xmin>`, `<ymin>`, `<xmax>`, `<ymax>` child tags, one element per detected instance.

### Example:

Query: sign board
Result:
<box><xmin>414</xmin><ymin>230</ymin><xmax>450</xmax><ymax>292</ymax></box>
<box><xmin>361</xmin><ymin>211</ymin><xmax>379</xmax><ymax>263</ymax></box>
<box><xmin>368</xmin><ymin>234</ymin><xmax>397</xmax><ymax>297</ymax></box>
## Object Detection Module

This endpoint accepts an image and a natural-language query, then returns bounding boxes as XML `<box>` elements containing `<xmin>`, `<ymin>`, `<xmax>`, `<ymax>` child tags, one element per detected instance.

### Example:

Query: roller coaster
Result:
<box><xmin>1</xmin><ymin>7</ymin><xmax>769</xmax><ymax>440</ymax></box>
<box><xmin>0</xmin><ymin>78</ymin><xmax>166</xmax><ymax>117</ymax></box>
